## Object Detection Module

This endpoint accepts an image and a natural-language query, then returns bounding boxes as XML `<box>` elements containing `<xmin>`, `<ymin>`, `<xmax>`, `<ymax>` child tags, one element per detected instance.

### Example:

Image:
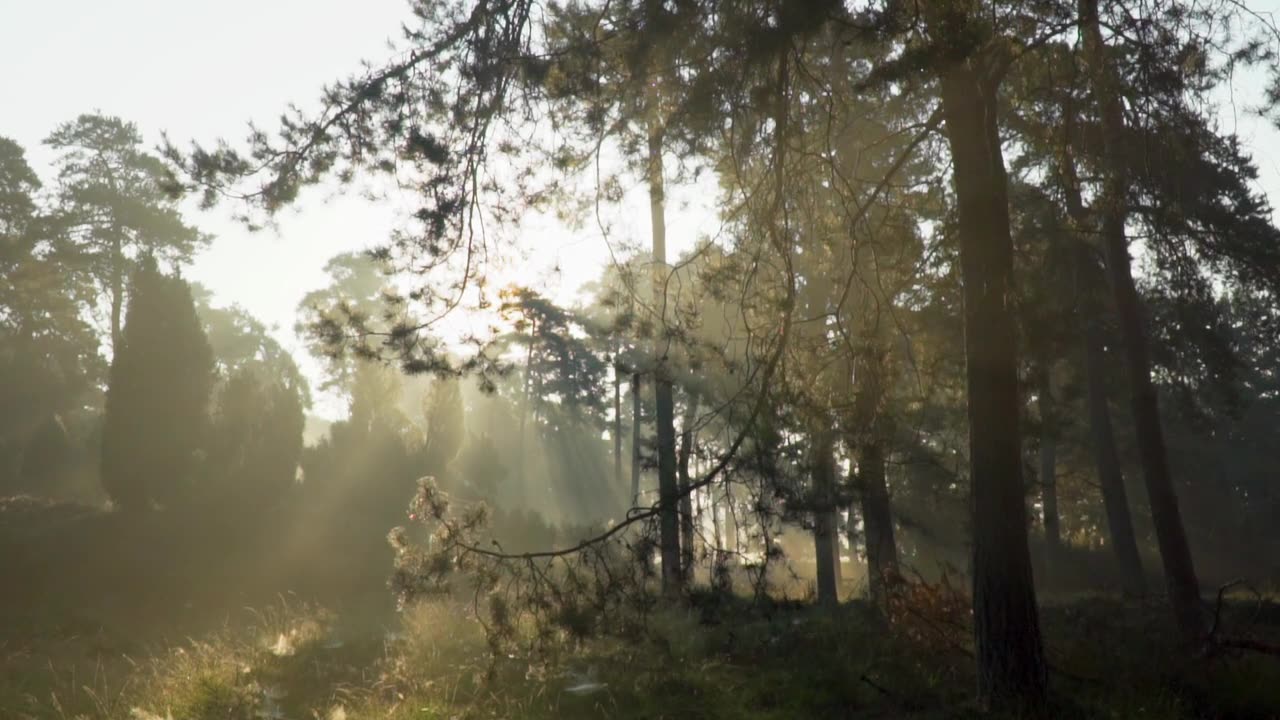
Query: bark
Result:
<box><xmin>845</xmin><ymin>467</ymin><xmax>861</xmax><ymax>578</ymax></box>
<box><xmin>812</xmin><ymin>429</ymin><xmax>840</xmax><ymax>608</ymax></box>
<box><xmin>726</xmin><ymin>482</ymin><xmax>740</xmax><ymax>554</ymax></box>
<box><xmin>630</xmin><ymin>373</ymin><xmax>642</xmax><ymax>506</ymax></box>
<box><xmin>940</xmin><ymin>57</ymin><xmax>1048</xmax><ymax>707</ymax></box>
<box><xmin>647</xmin><ymin>113</ymin><xmax>681</xmax><ymax>595</ymax></box>
<box><xmin>1083</xmin><ymin>314</ymin><xmax>1147</xmax><ymax>595</ymax></box>
<box><xmin>110</xmin><ymin>228</ymin><xmax>124</xmax><ymax>354</ymax></box>
<box><xmin>678</xmin><ymin>391</ymin><xmax>699</xmax><ymax>578</ymax></box>
<box><xmin>1080</xmin><ymin>0</ymin><xmax>1204</xmax><ymax>640</ymax></box>
<box><xmin>655</xmin><ymin>379</ymin><xmax>680</xmax><ymax>593</ymax></box>
<box><xmin>859</xmin><ymin>440</ymin><xmax>898</xmax><ymax>605</ymax></box>
<box><xmin>516</xmin><ymin>321</ymin><xmax>537</xmax><ymax>508</ymax></box>
<box><xmin>851</xmin><ymin>345</ymin><xmax>899</xmax><ymax>606</ymax></box>
<box><xmin>711</xmin><ymin>484</ymin><xmax>723</xmax><ymax>551</ymax></box>
<box><xmin>831</xmin><ymin>517</ymin><xmax>843</xmax><ymax>586</ymax></box>
<box><xmin>1057</xmin><ymin>103</ymin><xmax>1148</xmax><ymax>599</ymax></box>
<box><xmin>1037</xmin><ymin>365</ymin><xmax>1062</xmax><ymax>555</ymax></box>
<box><xmin>614</xmin><ymin>355</ymin><xmax>623</xmax><ymax>494</ymax></box>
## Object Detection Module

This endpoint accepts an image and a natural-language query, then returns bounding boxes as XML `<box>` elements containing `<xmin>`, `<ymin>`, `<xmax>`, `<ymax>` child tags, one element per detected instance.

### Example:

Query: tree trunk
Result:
<box><xmin>831</xmin><ymin>514</ymin><xmax>843</xmax><ymax>587</ymax></box>
<box><xmin>1080</xmin><ymin>0</ymin><xmax>1204</xmax><ymax>640</ymax></box>
<box><xmin>110</xmin><ymin>228</ymin><xmax>124</xmax><ymax>355</ymax></box>
<box><xmin>1083</xmin><ymin>314</ymin><xmax>1147</xmax><ymax>595</ymax></box>
<box><xmin>1037</xmin><ymin>364</ymin><xmax>1062</xmax><ymax>555</ymax></box>
<box><xmin>1057</xmin><ymin>96</ymin><xmax>1149</xmax><ymax>600</ymax></box>
<box><xmin>678</xmin><ymin>391</ymin><xmax>699</xmax><ymax>578</ymax></box>
<box><xmin>516</xmin><ymin>322</ymin><xmax>537</xmax><ymax>508</ymax></box>
<box><xmin>727</xmin><ymin>481</ymin><xmax>740</xmax><ymax>554</ymax></box>
<box><xmin>630</xmin><ymin>373</ymin><xmax>642</xmax><ymax>506</ymax></box>
<box><xmin>614</xmin><ymin>355</ymin><xmax>623</xmax><ymax>494</ymax></box>
<box><xmin>647</xmin><ymin>115</ymin><xmax>681</xmax><ymax>596</ymax></box>
<box><xmin>940</xmin><ymin>57</ymin><xmax>1048</xmax><ymax>708</ymax></box>
<box><xmin>859</xmin><ymin>440</ymin><xmax>898</xmax><ymax>605</ymax></box>
<box><xmin>711</xmin><ymin>484</ymin><xmax>723</xmax><ymax>551</ymax></box>
<box><xmin>845</xmin><ymin>467</ymin><xmax>861</xmax><ymax>581</ymax></box>
<box><xmin>655</xmin><ymin>380</ymin><xmax>679</xmax><ymax>593</ymax></box>
<box><xmin>850</xmin><ymin>343</ymin><xmax>899</xmax><ymax>606</ymax></box>
<box><xmin>812</xmin><ymin>429</ymin><xmax>839</xmax><ymax>608</ymax></box>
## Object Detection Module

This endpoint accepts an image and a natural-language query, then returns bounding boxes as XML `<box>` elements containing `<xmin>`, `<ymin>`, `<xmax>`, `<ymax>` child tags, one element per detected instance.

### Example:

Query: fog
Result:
<box><xmin>6</xmin><ymin>2</ymin><xmax>1280</xmax><ymax>718</ymax></box>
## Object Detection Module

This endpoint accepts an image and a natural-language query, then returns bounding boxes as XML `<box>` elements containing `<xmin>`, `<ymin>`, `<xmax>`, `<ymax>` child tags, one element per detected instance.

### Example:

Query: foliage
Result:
<box><xmin>11</xmin><ymin>0</ymin><xmax>1280</xmax><ymax>716</ymax></box>
<box><xmin>99</xmin><ymin>259</ymin><xmax>215</xmax><ymax>510</ymax></box>
<box><xmin>203</xmin><ymin>365</ymin><xmax>306</xmax><ymax>515</ymax></box>
<box><xmin>0</xmin><ymin>137</ymin><xmax>103</xmax><ymax>496</ymax></box>
<box><xmin>45</xmin><ymin>113</ymin><xmax>207</xmax><ymax>350</ymax></box>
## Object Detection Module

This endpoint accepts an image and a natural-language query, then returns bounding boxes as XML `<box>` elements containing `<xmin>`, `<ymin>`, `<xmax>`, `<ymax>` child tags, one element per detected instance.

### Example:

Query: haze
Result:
<box><xmin>5</xmin><ymin>2</ymin><xmax>1280</xmax><ymax>718</ymax></box>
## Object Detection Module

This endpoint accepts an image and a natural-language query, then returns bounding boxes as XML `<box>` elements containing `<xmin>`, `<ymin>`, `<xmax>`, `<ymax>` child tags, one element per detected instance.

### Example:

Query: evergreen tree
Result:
<box><xmin>204</xmin><ymin>365</ymin><xmax>306</xmax><ymax>516</ymax></box>
<box><xmin>419</xmin><ymin>376</ymin><xmax>465</xmax><ymax>473</ymax></box>
<box><xmin>100</xmin><ymin>258</ymin><xmax>214</xmax><ymax>510</ymax></box>
<box><xmin>296</xmin><ymin>252</ymin><xmax>397</xmax><ymax>393</ymax></box>
<box><xmin>0</xmin><ymin>137</ymin><xmax>102</xmax><ymax>493</ymax></box>
<box><xmin>453</xmin><ymin>431</ymin><xmax>508</xmax><ymax>504</ymax></box>
<box><xmin>45</xmin><ymin>114</ymin><xmax>207</xmax><ymax>354</ymax></box>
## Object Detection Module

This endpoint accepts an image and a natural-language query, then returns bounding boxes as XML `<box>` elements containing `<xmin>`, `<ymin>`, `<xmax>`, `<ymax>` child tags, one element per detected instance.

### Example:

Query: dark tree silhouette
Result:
<box><xmin>100</xmin><ymin>258</ymin><xmax>214</xmax><ymax>510</ymax></box>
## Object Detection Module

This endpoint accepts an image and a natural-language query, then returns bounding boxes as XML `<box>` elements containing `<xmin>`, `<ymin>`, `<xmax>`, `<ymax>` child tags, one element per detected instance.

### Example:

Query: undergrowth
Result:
<box><xmin>6</xmin><ymin>585</ymin><xmax>1280</xmax><ymax>719</ymax></box>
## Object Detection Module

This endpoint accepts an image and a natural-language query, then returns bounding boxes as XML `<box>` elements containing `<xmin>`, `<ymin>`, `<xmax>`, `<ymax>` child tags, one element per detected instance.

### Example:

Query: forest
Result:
<box><xmin>5</xmin><ymin>0</ymin><xmax>1280</xmax><ymax>717</ymax></box>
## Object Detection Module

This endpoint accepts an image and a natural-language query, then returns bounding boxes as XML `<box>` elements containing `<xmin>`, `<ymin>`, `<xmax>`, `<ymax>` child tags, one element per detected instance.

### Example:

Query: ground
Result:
<box><xmin>4</xmin><ymin>497</ymin><xmax>1280</xmax><ymax>719</ymax></box>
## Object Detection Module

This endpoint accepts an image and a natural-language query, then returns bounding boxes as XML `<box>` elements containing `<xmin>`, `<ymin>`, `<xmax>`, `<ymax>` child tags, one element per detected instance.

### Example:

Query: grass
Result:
<box><xmin>4</xmin><ymin>499</ymin><xmax>1280</xmax><ymax>720</ymax></box>
<box><xmin>7</xmin><ymin>588</ymin><xmax>1280</xmax><ymax>719</ymax></box>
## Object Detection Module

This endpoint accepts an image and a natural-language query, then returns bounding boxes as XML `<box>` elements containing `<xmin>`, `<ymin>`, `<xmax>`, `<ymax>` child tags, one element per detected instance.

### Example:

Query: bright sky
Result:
<box><xmin>0</xmin><ymin>0</ymin><xmax>714</xmax><ymax>418</ymax></box>
<box><xmin>3</xmin><ymin>1</ymin><xmax>1280</xmax><ymax>418</ymax></box>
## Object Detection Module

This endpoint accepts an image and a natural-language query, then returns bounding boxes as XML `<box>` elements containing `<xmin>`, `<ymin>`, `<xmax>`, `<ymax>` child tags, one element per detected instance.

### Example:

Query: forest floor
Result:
<box><xmin>5</xmin><ymin>497</ymin><xmax>1280</xmax><ymax>719</ymax></box>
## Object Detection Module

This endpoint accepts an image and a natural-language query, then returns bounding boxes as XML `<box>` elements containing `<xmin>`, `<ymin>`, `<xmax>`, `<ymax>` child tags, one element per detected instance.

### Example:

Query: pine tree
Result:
<box><xmin>1</xmin><ymin>137</ymin><xmax>102</xmax><ymax>493</ymax></box>
<box><xmin>45</xmin><ymin>114</ymin><xmax>206</xmax><ymax>354</ymax></box>
<box><xmin>925</xmin><ymin>5</ymin><xmax>1048</xmax><ymax>706</ymax></box>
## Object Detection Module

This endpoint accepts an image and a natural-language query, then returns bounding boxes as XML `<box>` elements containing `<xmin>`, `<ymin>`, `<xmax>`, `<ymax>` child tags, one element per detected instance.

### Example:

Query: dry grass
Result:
<box><xmin>7</xmin><ymin>582</ymin><xmax>1280</xmax><ymax>720</ymax></box>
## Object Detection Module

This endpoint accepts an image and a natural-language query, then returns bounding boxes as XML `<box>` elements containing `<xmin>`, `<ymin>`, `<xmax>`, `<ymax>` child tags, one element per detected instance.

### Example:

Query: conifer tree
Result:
<box><xmin>1</xmin><ymin>137</ymin><xmax>102</xmax><ymax>490</ymax></box>
<box><xmin>45</xmin><ymin>114</ymin><xmax>206</xmax><ymax>354</ymax></box>
<box><xmin>100</xmin><ymin>258</ymin><xmax>214</xmax><ymax>510</ymax></box>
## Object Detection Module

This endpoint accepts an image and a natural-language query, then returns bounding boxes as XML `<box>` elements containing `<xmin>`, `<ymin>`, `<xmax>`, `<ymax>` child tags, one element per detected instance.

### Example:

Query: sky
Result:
<box><xmin>3</xmin><ymin>1</ymin><xmax>1280</xmax><ymax>418</ymax></box>
<box><xmin>0</xmin><ymin>0</ymin><xmax>713</xmax><ymax>418</ymax></box>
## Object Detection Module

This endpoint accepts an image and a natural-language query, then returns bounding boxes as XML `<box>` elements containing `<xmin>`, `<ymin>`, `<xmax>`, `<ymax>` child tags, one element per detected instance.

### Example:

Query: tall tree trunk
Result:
<box><xmin>1080</xmin><ymin>0</ymin><xmax>1203</xmax><ymax>640</ymax></box>
<box><xmin>845</xmin><ymin>466</ymin><xmax>861</xmax><ymax>580</ymax></box>
<box><xmin>940</xmin><ymin>57</ymin><xmax>1048</xmax><ymax>708</ymax></box>
<box><xmin>1037</xmin><ymin>363</ymin><xmax>1062</xmax><ymax>555</ymax></box>
<box><xmin>678</xmin><ymin>391</ymin><xmax>699</xmax><ymax>578</ymax></box>
<box><xmin>1083</xmin><ymin>313</ymin><xmax>1147</xmax><ymax>595</ymax></box>
<box><xmin>711</xmin><ymin>482</ymin><xmax>723</xmax><ymax>551</ymax></box>
<box><xmin>851</xmin><ymin>345</ymin><xmax>899</xmax><ymax>606</ymax></box>
<box><xmin>831</xmin><ymin>513</ymin><xmax>843</xmax><ymax>587</ymax></box>
<box><xmin>1057</xmin><ymin>101</ymin><xmax>1149</xmax><ymax>600</ymax></box>
<box><xmin>812</xmin><ymin>429</ymin><xmax>839</xmax><ymax>608</ymax></box>
<box><xmin>701</xmin><ymin>445</ymin><xmax>722</xmax><ymax>552</ymax></box>
<box><xmin>516</xmin><ymin>322</ymin><xmax>537</xmax><ymax>508</ymax></box>
<box><xmin>727</xmin><ymin>481</ymin><xmax>740</xmax><ymax>554</ymax></box>
<box><xmin>110</xmin><ymin>228</ymin><xmax>124</xmax><ymax>354</ymax></box>
<box><xmin>655</xmin><ymin>377</ymin><xmax>679</xmax><ymax>593</ymax></box>
<box><xmin>647</xmin><ymin>114</ymin><xmax>681</xmax><ymax>596</ymax></box>
<box><xmin>630</xmin><ymin>373</ymin><xmax>642</xmax><ymax>506</ymax></box>
<box><xmin>614</xmin><ymin>355</ymin><xmax>623</xmax><ymax>495</ymax></box>
<box><xmin>859</xmin><ymin>440</ymin><xmax>897</xmax><ymax>605</ymax></box>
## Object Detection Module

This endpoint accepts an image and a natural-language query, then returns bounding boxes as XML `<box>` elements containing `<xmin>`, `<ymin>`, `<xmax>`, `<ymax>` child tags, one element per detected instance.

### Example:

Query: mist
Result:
<box><xmin>6</xmin><ymin>2</ymin><xmax>1280</xmax><ymax>718</ymax></box>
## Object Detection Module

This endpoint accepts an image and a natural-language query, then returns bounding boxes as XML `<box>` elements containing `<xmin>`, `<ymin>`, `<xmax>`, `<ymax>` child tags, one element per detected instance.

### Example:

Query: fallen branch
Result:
<box><xmin>1204</xmin><ymin>578</ymin><xmax>1280</xmax><ymax>659</ymax></box>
